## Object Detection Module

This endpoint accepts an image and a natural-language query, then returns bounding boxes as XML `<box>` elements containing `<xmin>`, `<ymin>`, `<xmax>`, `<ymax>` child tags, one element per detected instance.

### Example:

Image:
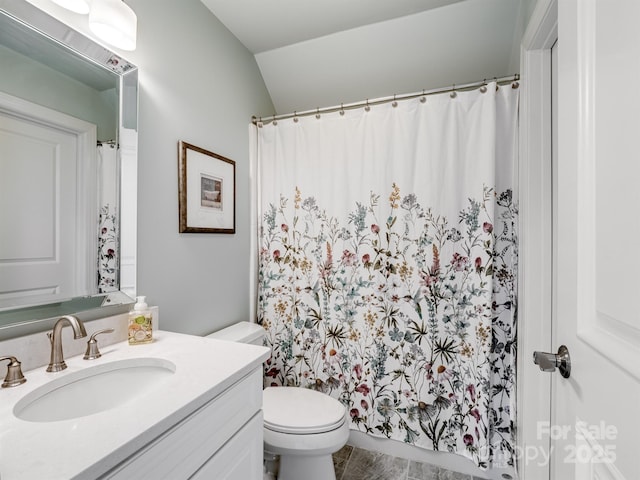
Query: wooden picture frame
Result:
<box><xmin>178</xmin><ymin>141</ymin><xmax>235</xmax><ymax>233</ymax></box>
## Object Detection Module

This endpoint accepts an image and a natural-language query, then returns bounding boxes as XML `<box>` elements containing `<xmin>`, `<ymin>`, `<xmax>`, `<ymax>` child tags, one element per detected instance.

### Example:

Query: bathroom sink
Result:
<box><xmin>13</xmin><ymin>357</ymin><xmax>176</xmax><ymax>422</ymax></box>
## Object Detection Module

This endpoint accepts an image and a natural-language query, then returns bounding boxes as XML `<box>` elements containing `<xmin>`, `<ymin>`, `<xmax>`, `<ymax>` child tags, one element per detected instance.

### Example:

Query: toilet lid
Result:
<box><xmin>263</xmin><ymin>387</ymin><xmax>346</xmax><ymax>434</ymax></box>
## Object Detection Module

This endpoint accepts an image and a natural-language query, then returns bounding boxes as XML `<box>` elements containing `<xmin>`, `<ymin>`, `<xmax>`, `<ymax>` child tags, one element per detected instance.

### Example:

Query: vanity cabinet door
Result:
<box><xmin>101</xmin><ymin>368</ymin><xmax>262</xmax><ymax>479</ymax></box>
<box><xmin>190</xmin><ymin>412</ymin><xmax>263</xmax><ymax>480</ymax></box>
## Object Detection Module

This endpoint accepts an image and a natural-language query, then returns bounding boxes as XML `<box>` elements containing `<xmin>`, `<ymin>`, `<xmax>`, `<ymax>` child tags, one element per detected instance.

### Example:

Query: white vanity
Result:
<box><xmin>0</xmin><ymin>331</ymin><xmax>270</xmax><ymax>479</ymax></box>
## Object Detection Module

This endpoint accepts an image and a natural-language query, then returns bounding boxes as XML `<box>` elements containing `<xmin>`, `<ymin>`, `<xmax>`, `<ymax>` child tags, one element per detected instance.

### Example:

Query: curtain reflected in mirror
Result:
<box><xmin>98</xmin><ymin>141</ymin><xmax>119</xmax><ymax>293</ymax></box>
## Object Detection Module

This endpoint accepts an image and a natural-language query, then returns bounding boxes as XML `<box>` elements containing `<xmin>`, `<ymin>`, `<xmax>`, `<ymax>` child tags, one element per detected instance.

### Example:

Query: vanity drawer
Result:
<box><xmin>190</xmin><ymin>411</ymin><xmax>263</xmax><ymax>480</ymax></box>
<box><xmin>101</xmin><ymin>367</ymin><xmax>263</xmax><ymax>480</ymax></box>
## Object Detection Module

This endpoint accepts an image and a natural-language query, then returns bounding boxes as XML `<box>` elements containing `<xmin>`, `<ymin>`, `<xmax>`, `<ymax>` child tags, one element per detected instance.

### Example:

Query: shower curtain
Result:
<box><xmin>97</xmin><ymin>143</ymin><xmax>118</xmax><ymax>293</ymax></box>
<box><xmin>254</xmin><ymin>82</ymin><xmax>519</xmax><ymax>469</ymax></box>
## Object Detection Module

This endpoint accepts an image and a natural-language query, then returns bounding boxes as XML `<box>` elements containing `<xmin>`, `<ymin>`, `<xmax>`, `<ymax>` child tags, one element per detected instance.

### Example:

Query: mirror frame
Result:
<box><xmin>0</xmin><ymin>0</ymin><xmax>138</xmax><ymax>339</ymax></box>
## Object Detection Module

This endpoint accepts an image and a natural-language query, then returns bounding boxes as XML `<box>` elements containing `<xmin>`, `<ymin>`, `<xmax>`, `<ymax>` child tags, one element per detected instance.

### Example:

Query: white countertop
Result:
<box><xmin>0</xmin><ymin>331</ymin><xmax>270</xmax><ymax>480</ymax></box>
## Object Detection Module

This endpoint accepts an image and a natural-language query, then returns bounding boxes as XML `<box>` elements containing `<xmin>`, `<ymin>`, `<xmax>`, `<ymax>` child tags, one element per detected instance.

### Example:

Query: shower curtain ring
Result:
<box><xmin>420</xmin><ymin>90</ymin><xmax>426</xmax><ymax>103</ymax></box>
<box><xmin>365</xmin><ymin>100</ymin><xmax>370</xmax><ymax>112</ymax></box>
<box><xmin>257</xmin><ymin>116</ymin><xmax>263</xmax><ymax>128</ymax></box>
<box><xmin>272</xmin><ymin>115</ymin><xmax>278</xmax><ymax>126</ymax></box>
<box><xmin>392</xmin><ymin>95</ymin><xmax>398</xmax><ymax>108</ymax></box>
<box><xmin>315</xmin><ymin>108</ymin><xmax>321</xmax><ymax>119</ymax></box>
<box><xmin>450</xmin><ymin>85</ymin><xmax>457</xmax><ymax>99</ymax></box>
<box><xmin>480</xmin><ymin>79</ymin><xmax>488</xmax><ymax>94</ymax></box>
<box><xmin>340</xmin><ymin>103</ymin><xmax>345</xmax><ymax>116</ymax></box>
<box><xmin>293</xmin><ymin>111</ymin><xmax>299</xmax><ymax>123</ymax></box>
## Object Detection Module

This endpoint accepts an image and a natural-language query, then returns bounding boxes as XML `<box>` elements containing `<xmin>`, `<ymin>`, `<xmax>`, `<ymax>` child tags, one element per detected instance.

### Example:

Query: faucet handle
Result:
<box><xmin>0</xmin><ymin>356</ymin><xmax>27</xmax><ymax>388</ymax></box>
<box><xmin>83</xmin><ymin>328</ymin><xmax>115</xmax><ymax>360</ymax></box>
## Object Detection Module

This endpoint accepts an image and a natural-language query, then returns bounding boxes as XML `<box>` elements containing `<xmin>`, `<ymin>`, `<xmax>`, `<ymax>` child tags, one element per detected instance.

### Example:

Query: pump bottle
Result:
<box><xmin>128</xmin><ymin>296</ymin><xmax>153</xmax><ymax>345</ymax></box>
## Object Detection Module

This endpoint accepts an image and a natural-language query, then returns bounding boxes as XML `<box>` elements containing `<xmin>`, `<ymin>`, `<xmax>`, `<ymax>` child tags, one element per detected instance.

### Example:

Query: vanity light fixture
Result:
<box><xmin>50</xmin><ymin>0</ymin><xmax>90</xmax><ymax>15</ymax></box>
<box><xmin>48</xmin><ymin>0</ymin><xmax>137</xmax><ymax>51</ymax></box>
<box><xmin>89</xmin><ymin>0</ymin><xmax>137</xmax><ymax>51</ymax></box>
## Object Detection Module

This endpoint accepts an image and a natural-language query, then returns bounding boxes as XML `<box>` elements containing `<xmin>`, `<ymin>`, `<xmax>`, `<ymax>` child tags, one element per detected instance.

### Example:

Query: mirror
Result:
<box><xmin>0</xmin><ymin>0</ymin><xmax>137</xmax><ymax>338</ymax></box>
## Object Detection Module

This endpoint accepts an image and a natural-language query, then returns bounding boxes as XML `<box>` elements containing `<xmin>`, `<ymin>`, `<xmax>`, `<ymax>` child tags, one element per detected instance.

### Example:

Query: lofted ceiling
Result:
<box><xmin>201</xmin><ymin>0</ymin><xmax>527</xmax><ymax>116</ymax></box>
<box><xmin>199</xmin><ymin>0</ymin><xmax>466</xmax><ymax>54</ymax></box>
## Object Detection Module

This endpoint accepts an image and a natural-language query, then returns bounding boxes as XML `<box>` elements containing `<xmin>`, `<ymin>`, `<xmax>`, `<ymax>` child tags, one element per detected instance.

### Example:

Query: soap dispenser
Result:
<box><xmin>128</xmin><ymin>296</ymin><xmax>153</xmax><ymax>345</ymax></box>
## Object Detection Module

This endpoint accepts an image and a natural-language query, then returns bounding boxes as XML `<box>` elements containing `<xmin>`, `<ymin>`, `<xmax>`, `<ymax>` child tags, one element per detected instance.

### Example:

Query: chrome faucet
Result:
<box><xmin>47</xmin><ymin>315</ymin><xmax>87</xmax><ymax>372</ymax></box>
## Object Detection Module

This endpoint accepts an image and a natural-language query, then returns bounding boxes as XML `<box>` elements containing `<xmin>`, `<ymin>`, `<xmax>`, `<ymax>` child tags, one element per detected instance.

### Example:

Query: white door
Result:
<box><xmin>0</xmin><ymin>111</ymin><xmax>79</xmax><ymax>305</ymax></box>
<box><xmin>0</xmin><ymin>93</ymin><xmax>97</xmax><ymax>309</ymax></box>
<box><xmin>543</xmin><ymin>1</ymin><xmax>640</xmax><ymax>478</ymax></box>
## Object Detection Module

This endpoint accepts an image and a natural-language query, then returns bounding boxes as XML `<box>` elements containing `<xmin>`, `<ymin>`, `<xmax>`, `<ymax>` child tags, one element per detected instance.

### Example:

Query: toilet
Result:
<box><xmin>207</xmin><ymin>322</ymin><xmax>349</xmax><ymax>480</ymax></box>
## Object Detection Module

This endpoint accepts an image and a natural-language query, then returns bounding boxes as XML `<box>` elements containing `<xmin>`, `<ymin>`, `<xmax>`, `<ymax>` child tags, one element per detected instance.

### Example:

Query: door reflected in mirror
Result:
<box><xmin>0</xmin><ymin>0</ymin><xmax>138</xmax><ymax>336</ymax></box>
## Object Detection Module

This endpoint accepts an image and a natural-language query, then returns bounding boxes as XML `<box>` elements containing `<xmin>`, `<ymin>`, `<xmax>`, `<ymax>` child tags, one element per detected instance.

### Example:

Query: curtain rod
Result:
<box><xmin>252</xmin><ymin>74</ymin><xmax>519</xmax><ymax>126</ymax></box>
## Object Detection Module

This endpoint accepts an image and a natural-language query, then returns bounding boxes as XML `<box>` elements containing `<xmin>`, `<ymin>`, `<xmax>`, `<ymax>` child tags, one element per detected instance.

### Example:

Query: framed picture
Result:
<box><xmin>178</xmin><ymin>141</ymin><xmax>235</xmax><ymax>233</ymax></box>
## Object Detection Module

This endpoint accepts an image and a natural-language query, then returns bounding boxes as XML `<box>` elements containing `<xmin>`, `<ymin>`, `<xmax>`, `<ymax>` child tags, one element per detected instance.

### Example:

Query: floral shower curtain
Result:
<box><xmin>97</xmin><ymin>143</ymin><xmax>118</xmax><ymax>293</ymax></box>
<box><xmin>254</xmin><ymin>82</ymin><xmax>519</xmax><ymax>469</ymax></box>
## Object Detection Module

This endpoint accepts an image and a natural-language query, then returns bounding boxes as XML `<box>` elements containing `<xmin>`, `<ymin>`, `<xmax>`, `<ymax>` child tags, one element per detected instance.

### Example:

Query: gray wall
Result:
<box><xmin>524</xmin><ymin>0</ymin><xmax>539</xmax><ymax>24</ymax></box>
<box><xmin>0</xmin><ymin>45</ymin><xmax>117</xmax><ymax>141</ymax></box>
<box><xmin>506</xmin><ymin>0</ymin><xmax>540</xmax><ymax>74</ymax></box>
<box><xmin>124</xmin><ymin>0</ymin><xmax>274</xmax><ymax>335</ymax></box>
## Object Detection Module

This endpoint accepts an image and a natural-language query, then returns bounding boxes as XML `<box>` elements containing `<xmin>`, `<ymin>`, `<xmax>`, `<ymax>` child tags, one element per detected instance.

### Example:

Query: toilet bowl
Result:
<box><xmin>207</xmin><ymin>322</ymin><xmax>349</xmax><ymax>480</ymax></box>
<box><xmin>263</xmin><ymin>386</ymin><xmax>349</xmax><ymax>480</ymax></box>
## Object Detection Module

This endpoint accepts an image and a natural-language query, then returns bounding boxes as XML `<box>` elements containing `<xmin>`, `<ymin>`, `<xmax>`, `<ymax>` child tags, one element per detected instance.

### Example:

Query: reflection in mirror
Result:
<box><xmin>0</xmin><ymin>0</ymin><xmax>137</xmax><ymax>338</ymax></box>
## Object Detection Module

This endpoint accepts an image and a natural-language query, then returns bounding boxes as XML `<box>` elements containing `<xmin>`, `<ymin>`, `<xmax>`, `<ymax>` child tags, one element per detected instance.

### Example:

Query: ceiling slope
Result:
<box><xmin>200</xmin><ymin>0</ymin><xmax>465</xmax><ymax>54</ymax></box>
<box><xmin>201</xmin><ymin>0</ymin><xmax>524</xmax><ymax>115</ymax></box>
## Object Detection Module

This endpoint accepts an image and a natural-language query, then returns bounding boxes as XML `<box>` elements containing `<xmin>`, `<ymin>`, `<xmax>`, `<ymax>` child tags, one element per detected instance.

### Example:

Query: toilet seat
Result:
<box><xmin>263</xmin><ymin>387</ymin><xmax>346</xmax><ymax>435</ymax></box>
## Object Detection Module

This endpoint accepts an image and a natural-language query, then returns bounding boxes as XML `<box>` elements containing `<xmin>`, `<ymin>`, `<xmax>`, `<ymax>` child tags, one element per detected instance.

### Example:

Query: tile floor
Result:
<box><xmin>332</xmin><ymin>444</ymin><xmax>502</xmax><ymax>480</ymax></box>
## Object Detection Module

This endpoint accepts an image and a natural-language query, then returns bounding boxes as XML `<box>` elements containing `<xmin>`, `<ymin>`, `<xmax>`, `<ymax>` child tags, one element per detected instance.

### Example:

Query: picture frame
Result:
<box><xmin>178</xmin><ymin>141</ymin><xmax>235</xmax><ymax>233</ymax></box>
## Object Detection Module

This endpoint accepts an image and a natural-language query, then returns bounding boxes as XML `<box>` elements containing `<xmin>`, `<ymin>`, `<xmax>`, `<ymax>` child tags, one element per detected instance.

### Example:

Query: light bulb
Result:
<box><xmin>89</xmin><ymin>0</ymin><xmax>137</xmax><ymax>51</ymax></box>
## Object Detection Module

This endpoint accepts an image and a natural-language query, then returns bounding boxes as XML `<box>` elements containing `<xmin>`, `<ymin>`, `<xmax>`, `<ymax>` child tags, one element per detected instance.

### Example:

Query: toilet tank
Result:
<box><xmin>206</xmin><ymin>321</ymin><xmax>265</xmax><ymax>345</ymax></box>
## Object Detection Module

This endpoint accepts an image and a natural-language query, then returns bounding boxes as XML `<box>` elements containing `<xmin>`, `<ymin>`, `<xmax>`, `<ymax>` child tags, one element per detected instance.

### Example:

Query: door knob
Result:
<box><xmin>533</xmin><ymin>345</ymin><xmax>571</xmax><ymax>378</ymax></box>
